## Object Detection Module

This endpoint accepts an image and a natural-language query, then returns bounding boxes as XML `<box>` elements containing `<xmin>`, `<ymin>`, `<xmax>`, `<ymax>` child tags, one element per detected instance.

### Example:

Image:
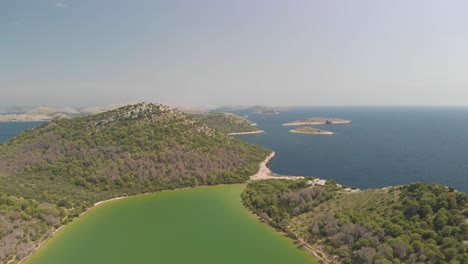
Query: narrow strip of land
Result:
<box><xmin>249</xmin><ymin>152</ymin><xmax>335</xmax><ymax>263</ymax></box>
<box><xmin>227</xmin><ymin>130</ymin><xmax>265</xmax><ymax>136</ymax></box>
<box><xmin>250</xmin><ymin>152</ymin><xmax>304</xmax><ymax>180</ymax></box>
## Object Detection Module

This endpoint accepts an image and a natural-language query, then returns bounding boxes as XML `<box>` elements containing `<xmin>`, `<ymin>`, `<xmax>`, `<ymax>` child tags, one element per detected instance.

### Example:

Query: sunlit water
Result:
<box><xmin>232</xmin><ymin>107</ymin><xmax>468</xmax><ymax>192</ymax></box>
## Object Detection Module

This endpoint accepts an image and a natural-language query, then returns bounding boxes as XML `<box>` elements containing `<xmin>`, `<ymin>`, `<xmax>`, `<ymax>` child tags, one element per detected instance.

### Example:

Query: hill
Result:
<box><xmin>0</xmin><ymin>102</ymin><xmax>269</xmax><ymax>263</ymax></box>
<box><xmin>242</xmin><ymin>180</ymin><xmax>467</xmax><ymax>264</ymax></box>
<box><xmin>194</xmin><ymin>112</ymin><xmax>263</xmax><ymax>135</ymax></box>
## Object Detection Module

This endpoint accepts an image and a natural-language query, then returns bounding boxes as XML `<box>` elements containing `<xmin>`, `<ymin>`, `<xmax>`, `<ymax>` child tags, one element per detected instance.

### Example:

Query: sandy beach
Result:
<box><xmin>250</xmin><ymin>152</ymin><xmax>305</xmax><ymax>181</ymax></box>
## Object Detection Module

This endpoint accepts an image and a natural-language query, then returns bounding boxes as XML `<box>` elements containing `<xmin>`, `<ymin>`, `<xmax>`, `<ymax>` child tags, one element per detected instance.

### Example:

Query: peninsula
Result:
<box><xmin>194</xmin><ymin>112</ymin><xmax>264</xmax><ymax>135</ymax></box>
<box><xmin>289</xmin><ymin>126</ymin><xmax>334</xmax><ymax>135</ymax></box>
<box><xmin>283</xmin><ymin>117</ymin><xmax>351</xmax><ymax>126</ymax></box>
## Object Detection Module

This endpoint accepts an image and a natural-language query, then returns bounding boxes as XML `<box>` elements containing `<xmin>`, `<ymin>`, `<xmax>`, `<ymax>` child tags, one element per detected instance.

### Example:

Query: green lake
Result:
<box><xmin>24</xmin><ymin>184</ymin><xmax>317</xmax><ymax>264</ymax></box>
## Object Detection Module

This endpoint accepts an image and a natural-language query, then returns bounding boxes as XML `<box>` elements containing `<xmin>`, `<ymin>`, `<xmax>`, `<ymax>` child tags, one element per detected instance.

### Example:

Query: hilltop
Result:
<box><xmin>0</xmin><ymin>102</ymin><xmax>269</xmax><ymax>263</ymax></box>
<box><xmin>194</xmin><ymin>112</ymin><xmax>263</xmax><ymax>135</ymax></box>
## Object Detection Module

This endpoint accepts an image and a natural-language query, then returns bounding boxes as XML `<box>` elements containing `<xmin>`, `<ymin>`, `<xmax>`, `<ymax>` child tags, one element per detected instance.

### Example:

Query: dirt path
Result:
<box><xmin>297</xmin><ymin>238</ymin><xmax>336</xmax><ymax>264</ymax></box>
<box><xmin>6</xmin><ymin>255</ymin><xmax>17</xmax><ymax>264</ymax></box>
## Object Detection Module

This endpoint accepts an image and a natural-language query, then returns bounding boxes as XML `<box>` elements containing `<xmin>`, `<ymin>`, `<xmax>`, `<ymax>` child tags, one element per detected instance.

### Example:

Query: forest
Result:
<box><xmin>0</xmin><ymin>103</ymin><xmax>269</xmax><ymax>263</ymax></box>
<box><xmin>242</xmin><ymin>180</ymin><xmax>467</xmax><ymax>264</ymax></box>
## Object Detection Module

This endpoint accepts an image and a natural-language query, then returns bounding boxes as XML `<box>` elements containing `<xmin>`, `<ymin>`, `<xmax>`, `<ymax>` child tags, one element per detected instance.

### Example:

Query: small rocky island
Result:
<box><xmin>289</xmin><ymin>126</ymin><xmax>334</xmax><ymax>135</ymax></box>
<box><xmin>283</xmin><ymin>117</ymin><xmax>351</xmax><ymax>126</ymax></box>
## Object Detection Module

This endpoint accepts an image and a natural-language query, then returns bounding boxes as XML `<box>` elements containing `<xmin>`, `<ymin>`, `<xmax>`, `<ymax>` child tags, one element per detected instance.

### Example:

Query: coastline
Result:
<box><xmin>228</xmin><ymin>130</ymin><xmax>264</xmax><ymax>136</ymax></box>
<box><xmin>248</xmin><ymin>152</ymin><xmax>333</xmax><ymax>263</ymax></box>
<box><xmin>19</xmin><ymin>196</ymin><xmax>130</xmax><ymax>263</ymax></box>
<box><xmin>250</xmin><ymin>152</ymin><xmax>305</xmax><ymax>181</ymax></box>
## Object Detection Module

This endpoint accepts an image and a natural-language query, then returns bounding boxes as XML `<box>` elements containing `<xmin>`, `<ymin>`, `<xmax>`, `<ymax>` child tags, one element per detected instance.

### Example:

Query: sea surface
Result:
<box><xmin>231</xmin><ymin>107</ymin><xmax>468</xmax><ymax>192</ymax></box>
<box><xmin>0</xmin><ymin>122</ymin><xmax>45</xmax><ymax>142</ymax></box>
<box><xmin>1</xmin><ymin>108</ymin><xmax>467</xmax><ymax>193</ymax></box>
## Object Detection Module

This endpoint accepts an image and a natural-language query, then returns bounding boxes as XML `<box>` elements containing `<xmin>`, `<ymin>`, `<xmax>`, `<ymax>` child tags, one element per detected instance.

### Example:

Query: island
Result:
<box><xmin>0</xmin><ymin>106</ymin><xmax>120</xmax><ymax>122</ymax></box>
<box><xmin>283</xmin><ymin>117</ymin><xmax>351</xmax><ymax>126</ymax></box>
<box><xmin>248</xmin><ymin>105</ymin><xmax>284</xmax><ymax>115</ymax></box>
<box><xmin>289</xmin><ymin>126</ymin><xmax>334</xmax><ymax>135</ymax></box>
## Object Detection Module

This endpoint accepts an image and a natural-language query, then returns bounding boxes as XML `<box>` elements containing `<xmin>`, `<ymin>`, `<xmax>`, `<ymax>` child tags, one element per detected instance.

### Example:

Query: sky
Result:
<box><xmin>1</xmin><ymin>0</ymin><xmax>468</xmax><ymax>107</ymax></box>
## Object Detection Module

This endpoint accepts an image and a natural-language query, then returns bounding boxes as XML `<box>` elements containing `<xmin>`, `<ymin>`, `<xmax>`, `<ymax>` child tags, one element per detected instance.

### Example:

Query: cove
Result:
<box><xmin>24</xmin><ymin>185</ymin><xmax>317</xmax><ymax>264</ymax></box>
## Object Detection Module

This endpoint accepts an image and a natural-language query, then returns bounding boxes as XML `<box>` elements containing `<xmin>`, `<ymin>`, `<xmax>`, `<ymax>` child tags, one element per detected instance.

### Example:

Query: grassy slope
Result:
<box><xmin>0</xmin><ymin>103</ymin><xmax>270</xmax><ymax>263</ymax></box>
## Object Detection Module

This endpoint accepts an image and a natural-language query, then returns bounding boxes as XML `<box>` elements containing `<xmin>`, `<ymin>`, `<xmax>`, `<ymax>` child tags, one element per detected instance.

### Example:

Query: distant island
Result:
<box><xmin>194</xmin><ymin>112</ymin><xmax>264</xmax><ymax>135</ymax></box>
<box><xmin>0</xmin><ymin>106</ymin><xmax>121</xmax><ymax>122</ymax></box>
<box><xmin>283</xmin><ymin>117</ymin><xmax>351</xmax><ymax>126</ymax></box>
<box><xmin>290</xmin><ymin>126</ymin><xmax>334</xmax><ymax>135</ymax></box>
<box><xmin>248</xmin><ymin>105</ymin><xmax>284</xmax><ymax>115</ymax></box>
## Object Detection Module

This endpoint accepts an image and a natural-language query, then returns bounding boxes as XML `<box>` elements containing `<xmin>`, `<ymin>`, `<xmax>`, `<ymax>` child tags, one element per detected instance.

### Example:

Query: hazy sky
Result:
<box><xmin>1</xmin><ymin>0</ymin><xmax>468</xmax><ymax>107</ymax></box>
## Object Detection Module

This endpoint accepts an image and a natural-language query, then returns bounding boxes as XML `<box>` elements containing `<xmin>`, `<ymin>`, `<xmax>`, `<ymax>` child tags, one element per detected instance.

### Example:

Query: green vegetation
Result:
<box><xmin>24</xmin><ymin>185</ymin><xmax>317</xmax><ymax>264</ymax></box>
<box><xmin>194</xmin><ymin>112</ymin><xmax>261</xmax><ymax>134</ymax></box>
<box><xmin>290</xmin><ymin>126</ymin><xmax>334</xmax><ymax>134</ymax></box>
<box><xmin>242</xmin><ymin>180</ymin><xmax>342</xmax><ymax>230</ymax></box>
<box><xmin>0</xmin><ymin>103</ymin><xmax>270</xmax><ymax>263</ymax></box>
<box><xmin>243</xmin><ymin>180</ymin><xmax>468</xmax><ymax>264</ymax></box>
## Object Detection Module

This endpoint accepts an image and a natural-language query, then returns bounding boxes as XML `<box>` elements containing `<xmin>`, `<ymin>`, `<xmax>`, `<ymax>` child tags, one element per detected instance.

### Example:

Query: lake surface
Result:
<box><xmin>232</xmin><ymin>107</ymin><xmax>468</xmax><ymax>192</ymax></box>
<box><xmin>24</xmin><ymin>185</ymin><xmax>316</xmax><ymax>264</ymax></box>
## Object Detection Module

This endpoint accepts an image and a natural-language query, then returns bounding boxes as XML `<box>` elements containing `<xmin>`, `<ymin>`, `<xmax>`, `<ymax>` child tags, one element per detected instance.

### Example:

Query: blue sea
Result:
<box><xmin>0</xmin><ymin>122</ymin><xmax>45</xmax><ymax>143</ymax></box>
<box><xmin>1</xmin><ymin>108</ymin><xmax>467</xmax><ymax>192</ymax></box>
<box><xmin>231</xmin><ymin>107</ymin><xmax>468</xmax><ymax>192</ymax></box>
